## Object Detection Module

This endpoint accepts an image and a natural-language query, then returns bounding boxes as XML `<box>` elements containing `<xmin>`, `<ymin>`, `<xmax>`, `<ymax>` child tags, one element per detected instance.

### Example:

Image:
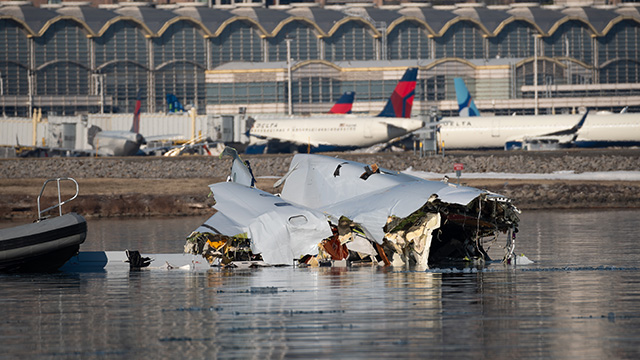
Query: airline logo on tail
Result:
<box><xmin>328</xmin><ymin>91</ymin><xmax>355</xmax><ymax>114</ymax></box>
<box><xmin>378</xmin><ymin>68</ymin><xmax>418</xmax><ymax>118</ymax></box>
<box><xmin>454</xmin><ymin>78</ymin><xmax>480</xmax><ymax>117</ymax></box>
<box><xmin>131</xmin><ymin>90</ymin><xmax>142</xmax><ymax>133</ymax></box>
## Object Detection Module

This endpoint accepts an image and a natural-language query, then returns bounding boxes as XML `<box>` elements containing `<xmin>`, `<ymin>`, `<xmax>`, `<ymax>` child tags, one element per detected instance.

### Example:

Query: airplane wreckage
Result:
<box><xmin>184</xmin><ymin>148</ymin><xmax>521</xmax><ymax>268</ymax></box>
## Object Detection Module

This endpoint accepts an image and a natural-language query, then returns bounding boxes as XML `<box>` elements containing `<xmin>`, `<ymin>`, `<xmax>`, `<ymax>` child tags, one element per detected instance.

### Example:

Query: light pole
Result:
<box><xmin>533</xmin><ymin>34</ymin><xmax>539</xmax><ymax>115</ymax></box>
<box><xmin>286</xmin><ymin>37</ymin><xmax>293</xmax><ymax>116</ymax></box>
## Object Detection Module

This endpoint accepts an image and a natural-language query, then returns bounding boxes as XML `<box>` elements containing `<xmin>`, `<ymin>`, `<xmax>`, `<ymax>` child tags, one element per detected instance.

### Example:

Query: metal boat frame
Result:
<box><xmin>0</xmin><ymin>177</ymin><xmax>87</xmax><ymax>272</ymax></box>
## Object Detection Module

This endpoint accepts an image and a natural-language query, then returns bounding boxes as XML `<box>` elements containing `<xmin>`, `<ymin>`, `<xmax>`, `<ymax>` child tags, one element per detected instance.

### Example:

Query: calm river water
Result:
<box><xmin>1</xmin><ymin>209</ymin><xmax>639</xmax><ymax>359</ymax></box>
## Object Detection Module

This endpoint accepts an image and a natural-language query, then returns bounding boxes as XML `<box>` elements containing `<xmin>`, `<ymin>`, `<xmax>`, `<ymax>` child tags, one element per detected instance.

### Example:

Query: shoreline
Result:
<box><xmin>1</xmin><ymin>149</ymin><xmax>639</xmax><ymax>220</ymax></box>
<box><xmin>2</xmin><ymin>177</ymin><xmax>639</xmax><ymax>220</ymax></box>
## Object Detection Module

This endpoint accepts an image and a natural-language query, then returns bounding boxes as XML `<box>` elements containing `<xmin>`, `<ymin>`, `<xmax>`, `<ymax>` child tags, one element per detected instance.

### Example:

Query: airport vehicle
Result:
<box><xmin>0</xmin><ymin>178</ymin><xmax>87</xmax><ymax>272</ymax></box>
<box><xmin>441</xmin><ymin>79</ymin><xmax>640</xmax><ymax>149</ymax></box>
<box><xmin>247</xmin><ymin>68</ymin><xmax>423</xmax><ymax>153</ymax></box>
<box><xmin>184</xmin><ymin>147</ymin><xmax>520</xmax><ymax>267</ymax></box>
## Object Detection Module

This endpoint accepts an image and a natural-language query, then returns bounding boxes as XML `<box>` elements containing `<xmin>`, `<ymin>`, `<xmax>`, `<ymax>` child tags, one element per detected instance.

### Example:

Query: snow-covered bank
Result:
<box><xmin>404</xmin><ymin>169</ymin><xmax>640</xmax><ymax>182</ymax></box>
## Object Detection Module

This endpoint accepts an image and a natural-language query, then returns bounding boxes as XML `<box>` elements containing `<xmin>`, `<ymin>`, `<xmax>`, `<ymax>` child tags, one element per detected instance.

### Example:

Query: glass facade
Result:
<box><xmin>324</xmin><ymin>22</ymin><xmax>376</xmax><ymax>62</ymax></box>
<box><xmin>153</xmin><ymin>21</ymin><xmax>207</xmax><ymax>111</ymax></box>
<box><xmin>37</xmin><ymin>62</ymin><xmax>90</xmax><ymax>96</ymax></box>
<box><xmin>0</xmin><ymin>19</ymin><xmax>29</xmax><ymax>96</ymax></box>
<box><xmin>94</xmin><ymin>21</ymin><xmax>148</xmax><ymax>67</ymax></box>
<box><xmin>515</xmin><ymin>59</ymin><xmax>567</xmax><ymax>97</ymax></box>
<box><xmin>387</xmin><ymin>21</ymin><xmax>431</xmax><ymax>60</ymax></box>
<box><xmin>598</xmin><ymin>20</ymin><xmax>640</xmax><ymax>65</ymax></box>
<box><xmin>101</xmin><ymin>61</ymin><xmax>148</xmax><ymax>113</ymax></box>
<box><xmin>542</xmin><ymin>20</ymin><xmax>593</xmax><ymax>64</ymax></box>
<box><xmin>601</xmin><ymin>59</ymin><xmax>640</xmax><ymax>84</ymax></box>
<box><xmin>488</xmin><ymin>21</ymin><xmax>535</xmax><ymax>59</ymax></box>
<box><xmin>435</xmin><ymin>21</ymin><xmax>484</xmax><ymax>59</ymax></box>
<box><xmin>597</xmin><ymin>20</ymin><xmax>640</xmax><ymax>84</ymax></box>
<box><xmin>207</xmin><ymin>81</ymin><xmax>284</xmax><ymax>105</ymax></box>
<box><xmin>293</xmin><ymin>76</ymin><xmax>340</xmax><ymax>104</ymax></box>
<box><xmin>267</xmin><ymin>21</ymin><xmax>319</xmax><ymax>61</ymax></box>
<box><xmin>34</xmin><ymin>20</ymin><xmax>90</xmax><ymax>67</ymax></box>
<box><xmin>0</xmin><ymin>4</ymin><xmax>639</xmax><ymax>116</ymax></box>
<box><xmin>153</xmin><ymin>21</ymin><xmax>207</xmax><ymax>68</ymax></box>
<box><xmin>211</xmin><ymin>20</ymin><xmax>263</xmax><ymax>66</ymax></box>
<box><xmin>155</xmin><ymin>62</ymin><xmax>206</xmax><ymax>112</ymax></box>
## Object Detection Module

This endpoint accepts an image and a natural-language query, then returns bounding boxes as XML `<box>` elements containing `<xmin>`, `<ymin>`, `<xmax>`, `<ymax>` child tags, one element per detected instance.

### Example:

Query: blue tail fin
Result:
<box><xmin>166</xmin><ymin>93</ymin><xmax>185</xmax><ymax>113</ymax></box>
<box><xmin>329</xmin><ymin>91</ymin><xmax>355</xmax><ymax>114</ymax></box>
<box><xmin>454</xmin><ymin>78</ymin><xmax>480</xmax><ymax>117</ymax></box>
<box><xmin>377</xmin><ymin>68</ymin><xmax>418</xmax><ymax>118</ymax></box>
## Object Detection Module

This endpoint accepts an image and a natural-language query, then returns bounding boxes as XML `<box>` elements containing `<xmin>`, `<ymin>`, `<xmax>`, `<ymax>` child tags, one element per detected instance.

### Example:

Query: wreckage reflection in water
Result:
<box><xmin>1</xmin><ymin>210</ymin><xmax>640</xmax><ymax>357</ymax></box>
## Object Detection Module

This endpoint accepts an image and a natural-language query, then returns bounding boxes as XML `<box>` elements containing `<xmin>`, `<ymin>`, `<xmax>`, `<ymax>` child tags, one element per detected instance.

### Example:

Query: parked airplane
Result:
<box><xmin>328</xmin><ymin>91</ymin><xmax>355</xmax><ymax>114</ymax></box>
<box><xmin>441</xmin><ymin>78</ymin><xmax>640</xmax><ymax>150</ymax></box>
<box><xmin>247</xmin><ymin>68</ymin><xmax>423</xmax><ymax>153</ymax></box>
<box><xmin>88</xmin><ymin>93</ymin><xmax>146</xmax><ymax>156</ymax></box>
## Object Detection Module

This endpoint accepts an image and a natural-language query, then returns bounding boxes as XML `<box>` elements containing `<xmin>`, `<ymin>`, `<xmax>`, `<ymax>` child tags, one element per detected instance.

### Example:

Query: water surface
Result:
<box><xmin>1</xmin><ymin>210</ymin><xmax>639</xmax><ymax>359</ymax></box>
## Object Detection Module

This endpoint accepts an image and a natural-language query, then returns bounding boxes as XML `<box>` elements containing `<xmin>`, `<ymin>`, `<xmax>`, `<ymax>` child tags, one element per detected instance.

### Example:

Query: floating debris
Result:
<box><xmin>186</xmin><ymin>148</ymin><xmax>521</xmax><ymax>268</ymax></box>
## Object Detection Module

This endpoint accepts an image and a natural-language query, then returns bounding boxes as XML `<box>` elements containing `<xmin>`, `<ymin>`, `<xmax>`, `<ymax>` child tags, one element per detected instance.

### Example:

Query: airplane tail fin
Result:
<box><xmin>166</xmin><ymin>93</ymin><xmax>185</xmax><ymax>113</ymax></box>
<box><xmin>328</xmin><ymin>91</ymin><xmax>355</xmax><ymax>114</ymax></box>
<box><xmin>131</xmin><ymin>90</ymin><xmax>142</xmax><ymax>133</ymax></box>
<box><xmin>377</xmin><ymin>68</ymin><xmax>418</xmax><ymax>118</ymax></box>
<box><xmin>454</xmin><ymin>77</ymin><xmax>480</xmax><ymax>117</ymax></box>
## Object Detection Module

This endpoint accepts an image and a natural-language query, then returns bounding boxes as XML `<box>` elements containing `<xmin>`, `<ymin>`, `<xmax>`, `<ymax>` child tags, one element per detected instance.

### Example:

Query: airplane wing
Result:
<box><xmin>144</xmin><ymin>134</ymin><xmax>183</xmax><ymax>142</ymax></box>
<box><xmin>248</xmin><ymin>131</ymin><xmax>327</xmax><ymax>148</ymax></box>
<box><xmin>153</xmin><ymin>135</ymin><xmax>222</xmax><ymax>157</ymax></box>
<box><xmin>537</xmin><ymin>110</ymin><xmax>589</xmax><ymax>138</ymax></box>
<box><xmin>505</xmin><ymin>110</ymin><xmax>589</xmax><ymax>149</ymax></box>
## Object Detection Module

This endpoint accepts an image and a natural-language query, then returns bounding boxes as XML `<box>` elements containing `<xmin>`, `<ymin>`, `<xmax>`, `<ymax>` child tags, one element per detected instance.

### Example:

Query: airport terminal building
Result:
<box><xmin>1</xmin><ymin>0</ymin><xmax>640</xmax><ymax>118</ymax></box>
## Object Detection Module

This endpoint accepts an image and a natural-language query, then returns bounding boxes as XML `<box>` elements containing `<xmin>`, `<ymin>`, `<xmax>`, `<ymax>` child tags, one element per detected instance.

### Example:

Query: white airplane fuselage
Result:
<box><xmin>439</xmin><ymin>113</ymin><xmax>640</xmax><ymax>149</ymax></box>
<box><xmin>249</xmin><ymin>115</ymin><xmax>425</xmax><ymax>149</ymax></box>
<box><xmin>93</xmin><ymin>131</ymin><xmax>146</xmax><ymax>156</ymax></box>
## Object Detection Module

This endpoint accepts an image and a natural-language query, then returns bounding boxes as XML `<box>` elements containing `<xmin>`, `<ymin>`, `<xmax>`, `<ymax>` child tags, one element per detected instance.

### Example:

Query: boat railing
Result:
<box><xmin>37</xmin><ymin>177</ymin><xmax>80</xmax><ymax>220</ymax></box>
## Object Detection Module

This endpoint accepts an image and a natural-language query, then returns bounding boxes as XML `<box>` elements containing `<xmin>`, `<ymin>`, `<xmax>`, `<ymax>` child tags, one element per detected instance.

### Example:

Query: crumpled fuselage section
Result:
<box><xmin>186</xmin><ymin>152</ymin><xmax>520</xmax><ymax>268</ymax></box>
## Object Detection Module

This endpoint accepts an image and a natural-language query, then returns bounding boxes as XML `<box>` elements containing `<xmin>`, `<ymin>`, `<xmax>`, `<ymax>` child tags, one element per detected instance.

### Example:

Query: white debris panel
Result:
<box><xmin>193</xmin><ymin>182</ymin><xmax>332</xmax><ymax>265</ymax></box>
<box><xmin>186</xmin><ymin>150</ymin><xmax>521</xmax><ymax>268</ymax></box>
<box><xmin>281</xmin><ymin>155</ymin><xmax>492</xmax><ymax>243</ymax></box>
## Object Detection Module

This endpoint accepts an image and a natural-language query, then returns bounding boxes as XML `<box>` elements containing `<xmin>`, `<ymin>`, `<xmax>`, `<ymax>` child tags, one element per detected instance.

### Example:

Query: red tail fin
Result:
<box><xmin>328</xmin><ymin>91</ymin><xmax>355</xmax><ymax>114</ymax></box>
<box><xmin>131</xmin><ymin>90</ymin><xmax>142</xmax><ymax>133</ymax></box>
<box><xmin>377</xmin><ymin>68</ymin><xmax>418</xmax><ymax>118</ymax></box>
